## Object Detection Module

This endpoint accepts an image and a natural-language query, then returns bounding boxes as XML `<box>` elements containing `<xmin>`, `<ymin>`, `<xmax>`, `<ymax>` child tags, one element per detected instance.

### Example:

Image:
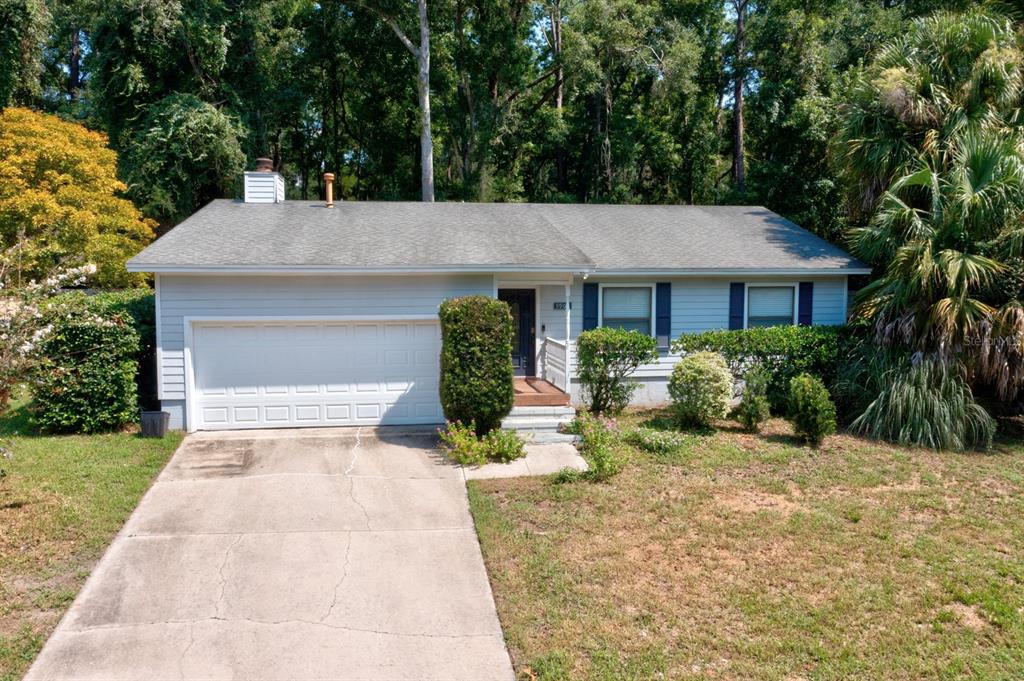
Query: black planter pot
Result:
<box><xmin>140</xmin><ymin>411</ymin><xmax>170</xmax><ymax>438</ymax></box>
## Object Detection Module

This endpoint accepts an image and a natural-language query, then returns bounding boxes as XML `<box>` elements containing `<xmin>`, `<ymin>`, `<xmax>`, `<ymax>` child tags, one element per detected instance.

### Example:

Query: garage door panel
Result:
<box><xmin>192</xmin><ymin>320</ymin><xmax>442</xmax><ymax>430</ymax></box>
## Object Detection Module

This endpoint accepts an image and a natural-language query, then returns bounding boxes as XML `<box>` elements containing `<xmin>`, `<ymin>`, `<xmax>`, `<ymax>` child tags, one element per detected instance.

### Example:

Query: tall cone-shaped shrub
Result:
<box><xmin>439</xmin><ymin>296</ymin><xmax>515</xmax><ymax>435</ymax></box>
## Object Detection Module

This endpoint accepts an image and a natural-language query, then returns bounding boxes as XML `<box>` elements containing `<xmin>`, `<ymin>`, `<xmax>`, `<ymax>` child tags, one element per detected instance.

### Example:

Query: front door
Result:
<box><xmin>498</xmin><ymin>289</ymin><xmax>536</xmax><ymax>376</ymax></box>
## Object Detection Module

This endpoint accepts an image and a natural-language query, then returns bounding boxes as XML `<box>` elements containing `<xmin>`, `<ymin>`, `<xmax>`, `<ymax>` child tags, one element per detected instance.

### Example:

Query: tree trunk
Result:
<box><xmin>551</xmin><ymin>1</ymin><xmax>567</xmax><ymax>192</ymax></box>
<box><xmin>417</xmin><ymin>0</ymin><xmax>434</xmax><ymax>202</ymax></box>
<box><xmin>732</xmin><ymin>0</ymin><xmax>747</xmax><ymax>194</ymax></box>
<box><xmin>602</xmin><ymin>75</ymin><xmax>613</xmax><ymax>196</ymax></box>
<box><xmin>69</xmin><ymin>28</ymin><xmax>81</xmax><ymax>100</ymax></box>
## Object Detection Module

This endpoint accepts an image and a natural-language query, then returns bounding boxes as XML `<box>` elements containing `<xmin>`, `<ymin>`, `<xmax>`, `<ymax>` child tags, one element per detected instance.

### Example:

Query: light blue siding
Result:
<box><xmin>535</xmin><ymin>275</ymin><xmax>848</xmax><ymax>405</ymax></box>
<box><xmin>156</xmin><ymin>272</ymin><xmax>849</xmax><ymax>426</ymax></box>
<box><xmin>156</xmin><ymin>274</ymin><xmax>493</xmax><ymax>428</ymax></box>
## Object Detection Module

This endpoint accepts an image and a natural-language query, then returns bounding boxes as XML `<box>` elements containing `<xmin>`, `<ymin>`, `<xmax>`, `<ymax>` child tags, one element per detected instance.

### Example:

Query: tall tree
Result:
<box><xmin>0</xmin><ymin>107</ymin><xmax>154</xmax><ymax>287</ymax></box>
<box><xmin>0</xmin><ymin>0</ymin><xmax>50</xmax><ymax>107</ymax></box>
<box><xmin>353</xmin><ymin>0</ymin><xmax>435</xmax><ymax>202</ymax></box>
<box><xmin>730</xmin><ymin>0</ymin><xmax>748</xmax><ymax>194</ymax></box>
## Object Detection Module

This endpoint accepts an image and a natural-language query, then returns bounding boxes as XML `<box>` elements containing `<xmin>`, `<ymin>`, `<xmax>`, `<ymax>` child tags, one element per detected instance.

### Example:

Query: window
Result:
<box><xmin>601</xmin><ymin>286</ymin><xmax>653</xmax><ymax>335</ymax></box>
<box><xmin>747</xmin><ymin>286</ymin><xmax>795</xmax><ymax>328</ymax></box>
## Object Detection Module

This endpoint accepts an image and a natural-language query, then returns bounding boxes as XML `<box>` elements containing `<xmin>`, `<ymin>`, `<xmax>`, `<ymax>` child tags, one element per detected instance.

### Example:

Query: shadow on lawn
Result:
<box><xmin>635</xmin><ymin>411</ymin><xmax>716</xmax><ymax>437</ymax></box>
<box><xmin>0</xmin><ymin>399</ymin><xmax>34</xmax><ymax>437</ymax></box>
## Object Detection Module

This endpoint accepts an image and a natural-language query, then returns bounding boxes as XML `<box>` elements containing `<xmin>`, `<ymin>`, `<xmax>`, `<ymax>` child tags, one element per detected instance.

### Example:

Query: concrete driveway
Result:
<box><xmin>26</xmin><ymin>428</ymin><xmax>515</xmax><ymax>681</ymax></box>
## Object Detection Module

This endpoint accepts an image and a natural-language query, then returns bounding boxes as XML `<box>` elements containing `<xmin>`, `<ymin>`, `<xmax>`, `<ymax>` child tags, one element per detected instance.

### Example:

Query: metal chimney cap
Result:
<box><xmin>254</xmin><ymin>157</ymin><xmax>274</xmax><ymax>172</ymax></box>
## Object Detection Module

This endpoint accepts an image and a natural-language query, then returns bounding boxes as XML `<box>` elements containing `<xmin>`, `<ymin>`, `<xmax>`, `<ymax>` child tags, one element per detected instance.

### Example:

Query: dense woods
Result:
<box><xmin>0</xmin><ymin>0</ymin><xmax>997</xmax><ymax>235</ymax></box>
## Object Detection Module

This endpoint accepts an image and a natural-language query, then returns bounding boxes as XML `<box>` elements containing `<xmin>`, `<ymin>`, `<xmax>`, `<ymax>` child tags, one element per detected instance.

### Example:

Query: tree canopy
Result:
<box><xmin>840</xmin><ymin>10</ymin><xmax>1024</xmax><ymax>400</ymax></box>
<box><xmin>2</xmin><ymin>0</ymin><xmax>989</xmax><ymax>238</ymax></box>
<box><xmin>0</xmin><ymin>107</ymin><xmax>154</xmax><ymax>287</ymax></box>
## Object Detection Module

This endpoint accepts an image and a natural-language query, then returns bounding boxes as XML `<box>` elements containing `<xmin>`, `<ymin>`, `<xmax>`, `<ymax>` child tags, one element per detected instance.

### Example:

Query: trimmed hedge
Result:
<box><xmin>439</xmin><ymin>296</ymin><xmax>515</xmax><ymax>435</ymax></box>
<box><xmin>672</xmin><ymin>325</ymin><xmax>856</xmax><ymax>411</ymax></box>
<box><xmin>30</xmin><ymin>310</ymin><xmax>140</xmax><ymax>433</ymax></box>
<box><xmin>47</xmin><ymin>289</ymin><xmax>158</xmax><ymax>409</ymax></box>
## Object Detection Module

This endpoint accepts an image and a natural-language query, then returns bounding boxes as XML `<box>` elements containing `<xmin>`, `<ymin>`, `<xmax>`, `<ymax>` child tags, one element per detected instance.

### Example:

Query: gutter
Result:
<box><xmin>127</xmin><ymin>263</ymin><xmax>873</xmax><ymax>277</ymax></box>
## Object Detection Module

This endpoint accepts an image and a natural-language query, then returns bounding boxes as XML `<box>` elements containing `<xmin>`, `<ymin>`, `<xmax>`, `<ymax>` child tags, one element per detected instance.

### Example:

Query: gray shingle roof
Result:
<box><xmin>127</xmin><ymin>200</ymin><xmax>869</xmax><ymax>273</ymax></box>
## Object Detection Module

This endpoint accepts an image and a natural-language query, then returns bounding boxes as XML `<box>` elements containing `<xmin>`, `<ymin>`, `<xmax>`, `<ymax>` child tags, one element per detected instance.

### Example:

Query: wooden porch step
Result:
<box><xmin>513</xmin><ymin>377</ymin><xmax>570</xmax><ymax>407</ymax></box>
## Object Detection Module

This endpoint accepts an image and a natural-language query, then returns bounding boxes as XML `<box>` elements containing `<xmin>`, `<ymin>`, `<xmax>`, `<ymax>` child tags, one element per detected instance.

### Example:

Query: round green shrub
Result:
<box><xmin>788</xmin><ymin>373</ymin><xmax>837</xmax><ymax>447</ymax></box>
<box><xmin>668</xmin><ymin>351</ymin><xmax>733</xmax><ymax>428</ymax></box>
<box><xmin>576</xmin><ymin>327</ymin><xmax>658</xmax><ymax>414</ymax></box>
<box><xmin>439</xmin><ymin>296</ymin><xmax>515</xmax><ymax>435</ymax></box>
<box><xmin>30</xmin><ymin>311</ymin><xmax>140</xmax><ymax>433</ymax></box>
<box><xmin>736</xmin><ymin>363</ymin><xmax>771</xmax><ymax>432</ymax></box>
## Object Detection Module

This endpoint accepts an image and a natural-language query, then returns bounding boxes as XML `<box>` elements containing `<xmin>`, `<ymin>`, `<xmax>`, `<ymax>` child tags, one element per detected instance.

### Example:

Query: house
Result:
<box><xmin>127</xmin><ymin>170</ymin><xmax>870</xmax><ymax>432</ymax></box>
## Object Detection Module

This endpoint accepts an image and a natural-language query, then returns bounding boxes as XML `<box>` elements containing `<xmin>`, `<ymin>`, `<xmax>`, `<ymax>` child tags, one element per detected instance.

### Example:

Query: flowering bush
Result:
<box><xmin>30</xmin><ymin>308</ymin><xmax>139</xmax><ymax>433</ymax></box>
<box><xmin>0</xmin><ymin>257</ymin><xmax>96</xmax><ymax>412</ymax></box>
<box><xmin>563</xmin><ymin>413</ymin><xmax>621</xmax><ymax>481</ymax></box>
<box><xmin>47</xmin><ymin>289</ymin><xmax>157</xmax><ymax>409</ymax></box>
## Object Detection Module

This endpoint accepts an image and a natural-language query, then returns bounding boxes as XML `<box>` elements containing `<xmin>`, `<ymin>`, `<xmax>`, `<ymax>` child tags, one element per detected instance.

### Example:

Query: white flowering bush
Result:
<box><xmin>0</xmin><ymin>252</ymin><xmax>96</xmax><ymax>412</ymax></box>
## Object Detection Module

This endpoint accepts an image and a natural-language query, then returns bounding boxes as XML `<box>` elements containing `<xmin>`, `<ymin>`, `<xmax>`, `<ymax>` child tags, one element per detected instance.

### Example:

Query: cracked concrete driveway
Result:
<box><xmin>25</xmin><ymin>428</ymin><xmax>515</xmax><ymax>681</ymax></box>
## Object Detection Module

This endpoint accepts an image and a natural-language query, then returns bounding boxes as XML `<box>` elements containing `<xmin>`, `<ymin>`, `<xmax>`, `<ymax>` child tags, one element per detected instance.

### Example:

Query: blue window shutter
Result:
<box><xmin>656</xmin><ymin>282</ymin><xmax>671</xmax><ymax>347</ymax></box>
<box><xmin>583</xmin><ymin>283</ymin><xmax>599</xmax><ymax>330</ymax></box>
<box><xmin>729</xmin><ymin>283</ymin><xmax>745</xmax><ymax>330</ymax></box>
<box><xmin>798</xmin><ymin>282</ymin><xmax>813</xmax><ymax>326</ymax></box>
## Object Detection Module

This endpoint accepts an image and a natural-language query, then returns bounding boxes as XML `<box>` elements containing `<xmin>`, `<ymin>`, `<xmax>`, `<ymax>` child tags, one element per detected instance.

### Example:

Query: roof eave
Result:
<box><xmin>128</xmin><ymin>263</ymin><xmax>872</xmax><ymax>276</ymax></box>
<box><xmin>590</xmin><ymin>267</ymin><xmax>873</xmax><ymax>276</ymax></box>
<box><xmin>126</xmin><ymin>263</ymin><xmax>594</xmax><ymax>275</ymax></box>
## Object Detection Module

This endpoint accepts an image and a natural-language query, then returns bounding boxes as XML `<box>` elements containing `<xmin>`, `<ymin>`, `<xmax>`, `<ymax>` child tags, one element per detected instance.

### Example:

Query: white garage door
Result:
<box><xmin>190</xmin><ymin>319</ymin><xmax>443</xmax><ymax>430</ymax></box>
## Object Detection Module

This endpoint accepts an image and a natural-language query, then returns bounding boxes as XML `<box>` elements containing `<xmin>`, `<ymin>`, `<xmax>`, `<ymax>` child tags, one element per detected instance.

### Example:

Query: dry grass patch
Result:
<box><xmin>0</xmin><ymin>399</ymin><xmax>182</xmax><ymax>681</ymax></box>
<box><xmin>469</xmin><ymin>411</ymin><xmax>1024</xmax><ymax>680</ymax></box>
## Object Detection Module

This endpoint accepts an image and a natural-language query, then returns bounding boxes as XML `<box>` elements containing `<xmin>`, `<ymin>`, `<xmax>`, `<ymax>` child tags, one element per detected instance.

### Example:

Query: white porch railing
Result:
<box><xmin>542</xmin><ymin>337</ymin><xmax>570</xmax><ymax>394</ymax></box>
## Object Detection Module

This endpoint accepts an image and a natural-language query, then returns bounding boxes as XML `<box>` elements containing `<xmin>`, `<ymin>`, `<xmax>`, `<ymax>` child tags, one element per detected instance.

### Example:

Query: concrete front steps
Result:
<box><xmin>502</xmin><ymin>405</ymin><xmax>577</xmax><ymax>444</ymax></box>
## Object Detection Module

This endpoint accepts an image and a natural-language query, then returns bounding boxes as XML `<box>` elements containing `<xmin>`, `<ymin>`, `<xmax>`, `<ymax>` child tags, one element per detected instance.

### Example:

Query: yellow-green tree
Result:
<box><xmin>0</xmin><ymin>107</ymin><xmax>155</xmax><ymax>288</ymax></box>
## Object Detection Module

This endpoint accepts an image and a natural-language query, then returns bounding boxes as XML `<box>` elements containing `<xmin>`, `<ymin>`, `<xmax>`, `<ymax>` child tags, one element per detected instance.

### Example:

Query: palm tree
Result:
<box><xmin>836</xmin><ymin>10</ymin><xmax>1024</xmax><ymax>400</ymax></box>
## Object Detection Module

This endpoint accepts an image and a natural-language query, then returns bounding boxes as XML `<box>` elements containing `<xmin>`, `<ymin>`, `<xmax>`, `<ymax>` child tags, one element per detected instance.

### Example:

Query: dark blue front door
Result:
<box><xmin>498</xmin><ymin>289</ymin><xmax>536</xmax><ymax>376</ymax></box>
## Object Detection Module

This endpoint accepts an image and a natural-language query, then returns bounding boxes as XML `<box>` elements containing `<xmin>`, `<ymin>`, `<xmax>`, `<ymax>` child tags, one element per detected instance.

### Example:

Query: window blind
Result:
<box><xmin>602</xmin><ymin>287</ymin><xmax>651</xmax><ymax>318</ymax></box>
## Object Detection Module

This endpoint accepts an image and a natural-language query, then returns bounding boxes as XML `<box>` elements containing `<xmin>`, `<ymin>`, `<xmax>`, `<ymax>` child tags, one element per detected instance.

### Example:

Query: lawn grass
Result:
<box><xmin>469</xmin><ymin>411</ymin><xmax>1024</xmax><ymax>680</ymax></box>
<box><xmin>0</xmin><ymin>397</ymin><xmax>182</xmax><ymax>681</ymax></box>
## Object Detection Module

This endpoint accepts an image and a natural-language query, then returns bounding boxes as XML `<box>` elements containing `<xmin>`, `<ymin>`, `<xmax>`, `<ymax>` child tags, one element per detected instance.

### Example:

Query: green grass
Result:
<box><xmin>469</xmin><ymin>411</ymin><xmax>1024</xmax><ymax>680</ymax></box>
<box><xmin>0</xmin><ymin>396</ymin><xmax>182</xmax><ymax>681</ymax></box>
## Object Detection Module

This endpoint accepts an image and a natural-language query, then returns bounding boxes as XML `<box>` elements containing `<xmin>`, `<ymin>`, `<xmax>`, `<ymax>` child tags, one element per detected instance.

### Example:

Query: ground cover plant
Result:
<box><xmin>469</xmin><ymin>408</ymin><xmax>1024</xmax><ymax>680</ymax></box>
<box><xmin>438</xmin><ymin>420</ymin><xmax>525</xmax><ymax>466</ymax></box>
<box><xmin>0</xmin><ymin>396</ymin><xmax>182</xmax><ymax>681</ymax></box>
